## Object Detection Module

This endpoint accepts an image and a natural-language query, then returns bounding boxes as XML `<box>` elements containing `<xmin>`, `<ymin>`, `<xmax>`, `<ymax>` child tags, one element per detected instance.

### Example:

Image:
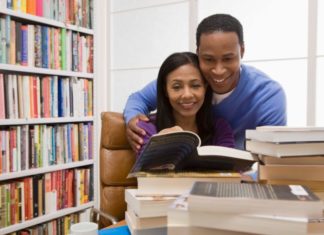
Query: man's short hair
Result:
<box><xmin>196</xmin><ymin>14</ymin><xmax>244</xmax><ymax>48</ymax></box>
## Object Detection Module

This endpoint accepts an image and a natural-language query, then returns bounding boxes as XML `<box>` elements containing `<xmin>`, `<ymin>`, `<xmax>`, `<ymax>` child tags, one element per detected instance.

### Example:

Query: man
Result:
<box><xmin>123</xmin><ymin>14</ymin><xmax>286</xmax><ymax>150</ymax></box>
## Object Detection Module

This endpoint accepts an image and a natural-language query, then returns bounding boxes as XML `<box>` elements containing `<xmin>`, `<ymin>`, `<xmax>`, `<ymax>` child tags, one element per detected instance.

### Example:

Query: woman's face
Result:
<box><xmin>165</xmin><ymin>64</ymin><xmax>206</xmax><ymax>120</ymax></box>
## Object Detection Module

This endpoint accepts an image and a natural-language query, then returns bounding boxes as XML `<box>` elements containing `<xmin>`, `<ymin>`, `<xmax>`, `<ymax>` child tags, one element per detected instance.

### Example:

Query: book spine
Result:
<box><xmin>21</xmin><ymin>24</ymin><xmax>28</xmax><ymax>66</ymax></box>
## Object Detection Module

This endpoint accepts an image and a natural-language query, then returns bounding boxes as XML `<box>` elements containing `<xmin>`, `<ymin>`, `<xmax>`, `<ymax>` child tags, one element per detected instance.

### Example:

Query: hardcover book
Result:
<box><xmin>135</xmin><ymin>171</ymin><xmax>241</xmax><ymax>195</ymax></box>
<box><xmin>125</xmin><ymin>189</ymin><xmax>177</xmax><ymax>218</ymax></box>
<box><xmin>188</xmin><ymin>181</ymin><xmax>323</xmax><ymax>218</ymax></box>
<box><xmin>129</xmin><ymin>131</ymin><xmax>256</xmax><ymax>177</ymax></box>
<box><xmin>246</xmin><ymin>140</ymin><xmax>324</xmax><ymax>157</ymax></box>
<box><xmin>258</xmin><ymin>155</ymin><xmax>324</xmax><ymax>165</ymax></box>
<box><xmin>246</xmin><ymin>126</ymin><xmax>324</xmax><ymax>143</ymax></box>
<box><xmin>168</xmin><ymin>194</ymin><xmax>251</xmax><ymax>235</ymax></box>
<box><xmin>125</xmin><ymin>209</ymin><xmax>166</xmax><ymax>230</ymax></box>
<box><xmin>170</xmin><ymin>194</ymin><xmax>324</xmax><ymax>235</ymax></box>
<box><xmin>259</xmin><ymin>164</ymin><xmax>324</xmax><ymax>181</ymax></box>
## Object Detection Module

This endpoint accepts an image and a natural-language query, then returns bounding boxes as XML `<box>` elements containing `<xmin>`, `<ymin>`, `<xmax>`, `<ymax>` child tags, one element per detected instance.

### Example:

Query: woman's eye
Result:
<box><xmin>172</xmin><ymin>86</ymin><xmax>181</xmax><ymax>90</ymax></box>
<box><xmin>192</xmin><ymin>84</ymin><xmax>202</xmax><ymax>88</ymax></box>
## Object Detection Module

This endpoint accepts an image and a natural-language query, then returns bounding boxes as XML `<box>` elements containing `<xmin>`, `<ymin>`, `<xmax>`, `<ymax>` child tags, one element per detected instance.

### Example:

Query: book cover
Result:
<box><xmin>126</xmin><ymin>211</ymin><xmax>167</xmax><ymax>235</ymax></box>
<box><xmin>0</xmin><ymin>74</ymin><xmax>5</xmax><ymax>119</ymax></box>
<box><xmin>15</xmin><ymin>21</ymin><xmax>22</xmax><ymax>65</ymax></box>
<box><xmin>136</xmin><ymin>171</ymin><xmax>241</xmax><ymax>195</ymax></box>
<box><xmin>125</xmin><ymin>189</ymin><xmax>177</xmax><ymax>218</ymax></box>
<box><xmin>246</xmin><ymin>140</ymin><xmax>324</xmax><ymax>157</ymax></box>
<box><xmin>188</xmin><ymin>181</ymin><xmax>323</xmax><ymax>218</ymax></box>
<box><xmin>246</xmin><ymin>126</ymin><xmax>324</xmax><ymax>143</ymax></box>
<box><xmin>9</xmin><ymin>20</ymin><xmax>15</xmax><ymax>65</ymax></box>
<box><xmin>189</xmin><ymin>207</ymin><xmax>324</xmax><ymax>235</ymax></box>
<box><xmin>129</xmin><ymin>131</ymin><xmax>255</xmax><ymax>177</ymax></box>
<box><xmin>258</xmin><ymin>154</ymin><xmax>324</xmax><ymax>165</ymax></box>
<box><xmin>21</xmin><ymin>24</ymin><xmax>28</xmax><ymax>66</ymax></box>
<box><xmin>261</xmin><ymin>179</ymin><xmax>324</xmax><ymax>194</ymax></box>
<box><xmin>168</xmin><ymin>194</ymin><xmax>250</xmax><ymax>235</ymax></box>
<box><xmin>126</xmin><ymin>208</ymin><xmax>167</xmax><ymax>230</ymax></box>
<box><xmin>259</xmin><ymin>164</ymin><xmax>324</xmax><ymax>181</ymax></box>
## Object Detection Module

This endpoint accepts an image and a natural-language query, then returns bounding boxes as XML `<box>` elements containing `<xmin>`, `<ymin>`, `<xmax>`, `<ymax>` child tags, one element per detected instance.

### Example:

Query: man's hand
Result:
<box><xmin>126</xmin><ymin>114</ymin><xmax>149</xmax><ymax>152</ymax></box>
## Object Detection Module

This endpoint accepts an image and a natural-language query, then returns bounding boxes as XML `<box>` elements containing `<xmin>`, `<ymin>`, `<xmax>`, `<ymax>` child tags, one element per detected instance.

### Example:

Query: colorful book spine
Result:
<box><xmin>21</xmin><ymin>24</ymin><xmax>28</xmax><ymax>66</ymax></box>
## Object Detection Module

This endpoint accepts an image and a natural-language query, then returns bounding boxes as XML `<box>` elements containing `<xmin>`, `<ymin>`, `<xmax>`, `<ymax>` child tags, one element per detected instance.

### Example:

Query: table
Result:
<box><xmin>99</xmin><ymin>220</ymin><xmax>130</xmax><ymax>235</ymax></box>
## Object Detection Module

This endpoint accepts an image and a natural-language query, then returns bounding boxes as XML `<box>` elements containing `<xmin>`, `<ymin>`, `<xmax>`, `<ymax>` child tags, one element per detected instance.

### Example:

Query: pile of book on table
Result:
<box><xmin>168</xmin><ymin>181</ymin><xmax>324</xmax><ymax>235</ymax></box>
<box><xmin>246</xmin><ymin>126</ymin><xmax>324</xmax><ymax>201</ymax></box>
<box><xmin>125</xmin><ymin>130</ymin><xmax>256</xmax><ymax>235</ymax></box>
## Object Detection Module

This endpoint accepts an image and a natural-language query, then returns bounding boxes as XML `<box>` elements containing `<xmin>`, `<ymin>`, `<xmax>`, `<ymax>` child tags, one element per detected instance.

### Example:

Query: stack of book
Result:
<box><xmin>125</xmin><ymin>130</ymin><xmax>254</xmax><ymax>234</ymax></box>
<box><xmin>124</xmin><ymin>188</ymin><xmax>173</xmax><ymax>235</ymax></box>
<box><xmin>125</xmin><ymin>172</ymin><xmax>242</xmax><ymax>235</ymax></box>
<box><xmin>175</xmin><ymin>181</ymin><xmax>324</xmax><ymax>235</ymax></box>
<box><xmin>168</xmin><ymin>194</ymin><xmax>251</xmax><ymax>235</ymax></box>
<box><xmin>246</xmin><ymin>126</ymin><xmax>324</xmax><ymax>201</ymax></box>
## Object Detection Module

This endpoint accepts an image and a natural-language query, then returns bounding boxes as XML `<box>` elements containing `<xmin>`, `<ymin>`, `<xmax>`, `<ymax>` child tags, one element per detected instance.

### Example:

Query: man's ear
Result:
<box><xmin>240</xmin><ymin>44</ymin><xmax>245</xmax><ymax>58</ymax></box>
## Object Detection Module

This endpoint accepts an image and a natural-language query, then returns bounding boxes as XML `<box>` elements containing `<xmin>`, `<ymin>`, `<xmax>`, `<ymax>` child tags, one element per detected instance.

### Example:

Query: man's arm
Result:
<box><xmin>258</xmin><ymin>84</ymin><xmax>287</xmax><ymax>126</ymax></box>
<box><xmin>123</xmin><ymin>80</ymin><xmax>158</xmax><ymax>152</ymax></box>
<box><xmin>123</xmin><ymin>79</ymin><xmax>158</xmax><ymax>123</ymax></box>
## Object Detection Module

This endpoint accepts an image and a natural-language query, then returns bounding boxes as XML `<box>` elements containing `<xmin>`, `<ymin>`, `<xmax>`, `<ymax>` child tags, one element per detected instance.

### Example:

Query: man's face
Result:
<box><xmin>197</xmin><ymin>32</ymin><xmax>244</xmax><ymax>94</ymax></box>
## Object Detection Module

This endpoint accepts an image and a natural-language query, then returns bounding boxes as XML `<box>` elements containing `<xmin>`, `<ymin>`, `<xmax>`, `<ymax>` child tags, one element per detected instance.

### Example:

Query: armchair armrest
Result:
<box><xmin>90</xmin><ymin>208</ymin><xmax>119</xmax><ymax>225</ymax></box>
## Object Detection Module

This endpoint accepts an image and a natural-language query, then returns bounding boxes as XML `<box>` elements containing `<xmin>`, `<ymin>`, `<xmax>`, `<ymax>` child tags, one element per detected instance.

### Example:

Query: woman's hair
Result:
<box><xmin>155</xmin><ymin>52</ymin><xmax>214</xmax><ymax>144</ymax></box>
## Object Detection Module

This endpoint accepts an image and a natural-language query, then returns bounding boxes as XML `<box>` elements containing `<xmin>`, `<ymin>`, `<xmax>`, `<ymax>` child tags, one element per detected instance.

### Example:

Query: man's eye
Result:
<box><xmin>204</xmin><ymin>57</ymin><xmax>213</xmax><ymax>62</ymax></box>
<box><xmin>223</xmin><ymin>57</ymin><xmax>233</xmax><ymax>62</ymax></box>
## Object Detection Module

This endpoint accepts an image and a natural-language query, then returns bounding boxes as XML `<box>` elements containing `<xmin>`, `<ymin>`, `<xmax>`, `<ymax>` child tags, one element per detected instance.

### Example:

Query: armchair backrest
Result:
<box><xmin>99</xmin><ymin>112</ymin><xmax>137</xmax><ymax>227</ymax></box>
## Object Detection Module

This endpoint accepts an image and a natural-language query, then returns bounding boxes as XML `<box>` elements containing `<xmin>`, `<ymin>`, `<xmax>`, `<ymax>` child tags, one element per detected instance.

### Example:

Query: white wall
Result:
<box><xmin>105</xmin><ymin>0</ymin><xmax>321</xmax><ymax>126</ymax></box>
<box><xmin>109</xmin><ymin>0</ymin><xmax>190</xmax><ymax>112</ymax></box>
<box><xmin>317</xmin><ymin>0</ymin><xmax>324</xmax><ymax>125</ymax></box>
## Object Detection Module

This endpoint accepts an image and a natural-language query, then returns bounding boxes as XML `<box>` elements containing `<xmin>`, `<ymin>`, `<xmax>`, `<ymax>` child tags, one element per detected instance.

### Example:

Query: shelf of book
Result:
<box><xmin>0</xmin><ymin>159</ymin><xmax>94</xmax><ymax>181</ymax></box>
<box><xmin>0</xmin><ymin>116</ymin><xmax>94</xmax><ymax>126</ymax></box>
<box><xmin>0</xmin><ymin>0</ymin><xmax>96</xmax><ymax>234</ymax></box>
<box><xmin>0</xmin><ymin>201</ymin><xmax>94</xmax><ymax>235</ymax></box>
<box><xmin>0</xmin><ymin>8</ymin><xmax>94</xmax><ymax>35</ymax></box>
<box><xmin>0</xmin><ymin>64</ymin><xmax>94</xmax><ymax>78</ymax></box>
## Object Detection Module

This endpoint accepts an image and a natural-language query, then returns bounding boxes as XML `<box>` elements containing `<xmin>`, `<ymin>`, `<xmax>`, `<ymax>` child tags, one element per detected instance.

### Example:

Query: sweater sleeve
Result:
<box><xmin>123</xmin><ymin>80</ymin><xmax>158</xmax><ymax>124</ymax></box>
<box><xmin>212</xmin><ymin>118</ymin><xmax>235</xmax><ymax>148</ymax></box>
<box><xmin>136</xmin><ymin>120</ymin><xmax>157</xmax><ymax>158</ymax></box>
<box><xmin>257</xmin><ymin>83</ymin><xmax>287</xmax><ymax>126</ymax></box>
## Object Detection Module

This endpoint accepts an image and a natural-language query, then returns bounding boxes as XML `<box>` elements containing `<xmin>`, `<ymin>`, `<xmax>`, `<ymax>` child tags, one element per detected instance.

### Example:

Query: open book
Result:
<box><xmin>128</xmin><ymin>131</ymin><xmax>256</xmax><ymax>177</ymax></box>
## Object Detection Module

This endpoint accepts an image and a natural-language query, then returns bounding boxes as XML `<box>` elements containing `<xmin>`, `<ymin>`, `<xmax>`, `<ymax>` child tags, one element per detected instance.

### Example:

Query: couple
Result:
<box><xmin>124</xmin><ymin>14</ymin><xmax>287</xmax><ymax>157</ymax></box>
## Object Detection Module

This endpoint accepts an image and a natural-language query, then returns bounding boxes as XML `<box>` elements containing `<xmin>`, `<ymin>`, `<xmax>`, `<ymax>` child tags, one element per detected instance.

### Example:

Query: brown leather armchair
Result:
<box><xmin>99</xmin><ymin>112</ymin><xmax>137</xmax><ymax>228</ymax></box>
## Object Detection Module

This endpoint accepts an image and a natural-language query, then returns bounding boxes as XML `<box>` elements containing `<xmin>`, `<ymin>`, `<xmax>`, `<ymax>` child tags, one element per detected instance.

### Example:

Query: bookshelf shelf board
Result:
<box><xmin>0</xmin><ymin>201</ymin><xmax>95</xmax><ymax>234</ymax></box>
<box><xmin>0</xmin><ymin>8</ymin><xmax>94</xmax><ymax>35</ymax></box>
<box><xmin>0</xmin><ymin>159</ymin><xmax>94</xmax><ymax>181</ymax></box>
<box><xmin>0</xmin><ymin>64</ymin><xmax>94</xmax><ymax>78</ymax></box>
<box><xmin>0</xmin><ymin>117</ymin><xmax>94</xmax><ymax>126</ymax></box>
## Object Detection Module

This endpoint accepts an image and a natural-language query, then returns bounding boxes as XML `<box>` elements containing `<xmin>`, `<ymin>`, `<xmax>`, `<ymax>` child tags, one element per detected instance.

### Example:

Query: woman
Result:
<box><xmin>137</xmin><ymin>52</ymin><xmax>235</xmax><ymax>157</ymax></box>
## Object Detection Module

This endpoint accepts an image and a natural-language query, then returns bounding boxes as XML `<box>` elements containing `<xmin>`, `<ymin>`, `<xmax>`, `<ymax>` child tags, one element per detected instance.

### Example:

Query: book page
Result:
<box><xmin>255</xmin><ymin>126</ymin><xmax>324</xmax><ymax>132</ymax></box>
<box><xmin>197</xmin><ymin>146</ymin><xmax>255</xmax><ymax>161</ymax></box>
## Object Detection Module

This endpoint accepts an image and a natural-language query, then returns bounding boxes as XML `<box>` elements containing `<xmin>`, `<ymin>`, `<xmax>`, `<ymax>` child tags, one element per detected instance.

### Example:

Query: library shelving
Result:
<box><xmin>0</xmin><ymin>1</ymin><xmax>96</xmax><ymax>234</ymax></box>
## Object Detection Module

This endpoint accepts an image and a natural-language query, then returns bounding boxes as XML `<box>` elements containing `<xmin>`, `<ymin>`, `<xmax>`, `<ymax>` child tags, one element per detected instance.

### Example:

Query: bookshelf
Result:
<box><xmin>0</xmin><ymin>0</ymin><xmax>96</xmax><ymax>234</ymax></box>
